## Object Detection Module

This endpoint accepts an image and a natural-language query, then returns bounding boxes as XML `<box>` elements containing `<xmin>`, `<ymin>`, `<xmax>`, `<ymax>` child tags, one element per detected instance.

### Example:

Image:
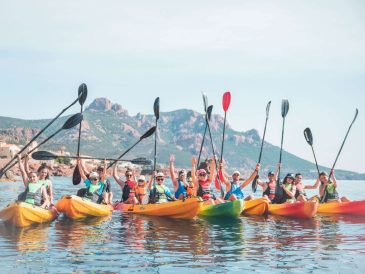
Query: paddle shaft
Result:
<box><xmin>220</xmin><ymin>112</ymin><xmax>227</xmax><ymax>163</ymax></box>
<box><xmin>76</xmin><ymin>105</ymin><xmax>84</xmax><ymax>157</ymax></box>
<box><xmin>154</xmin><ymin>118</ymin><xmax>158</xmax><ymax>171</ymax></box>
<box><xmin>197</xmin><ymin>121</ymin><xmax>208</xmax><ymax>170</ymax></box>
<box><xmin>107</xmin><ymin>140</ymin><xmax>141</xmax><ymax>169</ymax></box>
<box><xmin>47</xmin><ymin>155</ymin><xmax>146</xmax><ymax>163</ymax></box>
<box><xmin>310</xmin><ymin>145</ymin><xmax>320</xmax><ymax>175</ymax></box>
<box><xmin>277</xmin><ymin>116</ymin><xmax>286</xmax><ymax>184</ymax></box>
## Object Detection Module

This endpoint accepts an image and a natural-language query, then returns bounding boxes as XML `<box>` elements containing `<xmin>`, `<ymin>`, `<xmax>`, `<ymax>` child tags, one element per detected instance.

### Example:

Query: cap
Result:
<box><xmin>178</xmin><ymin>170</ymin><xmax>187</xmax><ymax>176</ymax></box>
<box><xmin>89</xmin><ymin>172</ymin><xmax>99</xmax><ymax>179</ymax></box>
<box><xmin>138</xmin><ymin>175</ymin><xmax>146</xmax><ymax>181</ymax></box>
<box><xmin>156</xmin><ymin>172</ymin><xmax>165</xmax><ymax>178</ymax></box>
<box><xmin>286</xmin><ymin>173</ymin><xmax>295</xmax><ymax>179</ymax></box>
<box><xmin>268</xmin><ymin>171</ymin><xmax>275</xmax><ymax>176</ymax></box>
<box><xmin>232</xmin><ymin>171</ymin><xmax>241</xmax><ymax>176</ymax></box>
<box><xmin>197</xmin><ymin>169</ymin><xmax>207</xmax><ymax>175</ymax></box>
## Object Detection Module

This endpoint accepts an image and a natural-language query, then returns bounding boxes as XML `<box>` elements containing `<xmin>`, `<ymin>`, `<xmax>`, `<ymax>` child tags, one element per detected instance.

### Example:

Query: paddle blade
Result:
<box><xmin>353</xmin><ymin>108</ymin><xmax>359</xmax><ymax>124</ymax></box>
<box><xmin>32</xmin><ymin>151</ymin><xmax>57</xmax><ymax>161</ymax></box>
<box><xmin>154</xmin><ymin>97</ymin><xmax>160</xmax><ymax>121</ymax></box>
<box><xmin>222</xmin><ymin>91</ymin><xmax>231</xmax><ymax>112</ymax></box>
<box><xmin>62</xmin><ymin>113</ymin><xmax>83</xmax><ymax>130</ymax></box>
<box><xmin>304</xmin><ymin>128</ymin><xmax>313</xmax><ymax>146</ymax></box>
<box><xmin>266</xmin><ymin>101</ymin><xmax>271</xmax><ymax>118</ymax></box>
<box><xmin>140</xmin><ymin>126</ymin><xmax>156</xmax><ymax>140</ymax></box>
<box><xmin>78</xmin><ymin>83</ymin><xmax>88</xmax><ymax>106</ymax></box>
<box><xmin>281</xmin><ymin>99</ymin><xmax>289</xmax><ymax>118</ymax></box>
<box><xmin>202</xmin><ymin>92</ymin><xmax>208</xmax><ymax>112</ymax></box>
<box><xmin>72</xmin><ymin>165</ymin><xmax>82</xmax><ymax>185</ymax></box>
<box><xmin>252</xmin><ymin>175</ymin><xmax>259</xmax><ymax>193</ymax></box>
<box><xmin>131</xmin><ymin>158</ymin><xmax>152</xmax><ymax>165</ymax></box>
<box><xmin>207</xmin><ymin>105</ymin><xmax>213</xmax><ymax>121</ymax></box>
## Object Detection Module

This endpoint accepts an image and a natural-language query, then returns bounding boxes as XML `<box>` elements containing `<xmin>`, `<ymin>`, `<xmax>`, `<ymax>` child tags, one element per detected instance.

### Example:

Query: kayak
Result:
<box><xmin>198</xmin><ymin>200</ymin><xmax>245</xmax><ymax>218</ymax></box>
<box><xmin>268</xmin><ymin>201</ymin><xmax>318</xmax><ymax>219</ymax></box>
<box><xmin>0</xmin><ymin>202</ymin><xmax>57</xmax><ymax>227</ymax></box>
<box><xmin>117</xmin><ymin>197</ymin><xmax>202</xmax><ymax>219</ymax></box>
<box><xmin>317</xmin><ymin>200</ymin><xmax>365</xmax><ymax>216</ymax></box>
<box><xmin>56</xmin><ymin>195</ymin><xmax>113</xmax><ymax>219</ymax></box>
<box><xmin>242</xmin><ymin>198</ymin><xmax>269</xmax><ymax>216</ymax></box>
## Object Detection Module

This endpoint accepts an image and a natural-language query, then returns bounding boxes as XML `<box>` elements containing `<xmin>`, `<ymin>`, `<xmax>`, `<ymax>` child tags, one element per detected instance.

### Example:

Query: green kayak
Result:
<box><xmin>198</xmin><ymin>200</ymin><xmax>245</xmax><ymax>218</ymax></box>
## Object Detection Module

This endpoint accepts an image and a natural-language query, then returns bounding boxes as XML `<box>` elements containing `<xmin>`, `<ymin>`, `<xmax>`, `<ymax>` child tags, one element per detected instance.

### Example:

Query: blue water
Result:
<box><xmin>0</xmin><ymin>178</ymin><xmax>365</xmax><ymax>273</ymax></box>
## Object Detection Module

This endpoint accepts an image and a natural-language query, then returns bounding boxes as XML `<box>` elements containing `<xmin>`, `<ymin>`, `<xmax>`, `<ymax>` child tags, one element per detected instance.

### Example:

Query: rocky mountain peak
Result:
<box><xmin>87</xmin><ymin>98</ymin><xmax>128</xmax><ymax>115</ymax></box>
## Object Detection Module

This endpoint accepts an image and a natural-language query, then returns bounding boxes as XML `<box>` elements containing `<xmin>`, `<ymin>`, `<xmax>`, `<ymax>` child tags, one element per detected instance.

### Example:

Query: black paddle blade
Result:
<box><xmin>72</xmin><ymin>165</ymin><xmax>82</xmax><ymax>185</ymax></box>
<box><xmin>62</xmin><ymin>113</ymin><xmax>83</xmax><ymax>130</ymax></box>
<box><xmin>304</xmin><ymin>128</ymin><xmax>313</xmax><ymax>146</ymax></box>
<box><xmin>353</xmin><ymin>108</ymin><xmax>359</xmax><ymax>124</ymax></box>
<box><xmin>207</xmin><ymin>105</ymin><xmax>213</xmax><ymax>121</ymax></box>
<box><xmin>32</xmin><ymin>151</ymin><xmax>57</xmax><ymax>161</ymax></box>
<box><xmin>154</xmin><ymin>97</ymin><xmax>160</xmax><ymax>121</ymax></box>
<box><xmin>140</xmin><ymin>126</ymin><xmax>156</xmax><ymax>140</ymax></box>
<box><xmin>131</xmin><ymin>158</ymin><xmax>152</xmax><ymax>165</ymax></box>
<box><xmin>281</xmin><ymin>99</ymin><xmax>289</xmax><ymax>118</ymax></box>
<box><xmin>266</xmin><ymin>101</ymin><xmax>271</xmax><ymax>118</ymax></box>
<box><xmin>78</xmin><ymin>83</ymin><xmax>88</xmax><ymax>106</ymax></box>
<box><xmin>252</xmin><ymin>175</ymin><xmax>259</xmax><ymax>193</ymax></box>
<box><xmin>202</xmin><ymin>92</ymin><xmax>208</xmax><ymax>112</ymax></box>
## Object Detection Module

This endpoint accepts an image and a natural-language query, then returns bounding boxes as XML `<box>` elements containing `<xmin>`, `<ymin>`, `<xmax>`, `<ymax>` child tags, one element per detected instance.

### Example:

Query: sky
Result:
<box><xmin>0</xmin><ymin>0</ymin><xmax>364</xmax><ymax>173</ymax></box>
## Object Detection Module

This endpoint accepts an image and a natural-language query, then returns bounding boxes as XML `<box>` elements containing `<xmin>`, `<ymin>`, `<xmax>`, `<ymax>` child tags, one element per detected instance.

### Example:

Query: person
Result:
<box><xmin>17</xmin><ymin>155</ymin><xmax>50</xmax><ymax>208</ymax></box>
<box><xmin>96</xmin><ymin>165</ymin><xmax>113</xmax><ymax>205</ymax></box>
<box><xmin>294</xmin><ymin>173</ymin><xmax>320</xmax><ymax>202</ymax></box>
<box><xmin>319</xmin><ymin>170</ymin><xmax>350</xmax><ymax>203</ymax></box>
<box><xmin>220</xmin><ymin>162</ymin><xmax>260</xmax><ymax>201</ymax></box>
<box><xmin>257</xmin><ymin>164</ymin><xmax>280</xmax><ymax>203</ymax></box>
<box><xmin>135</xmin><ymin>175</ymin><xmax>148</xmax><ymax>204</ymax></box>
<box><xmin>191</xmin><ymin>156</ymin><xmax>223</xmax><ymax>204</ymax></box>
<box><xmin>148</xmin><ymin>172</ymin><xmax>177</xmax><ymax>204</ymax></box>
<box><xmin>186</xmin><ymin>177</ymin><xmax>195</xmax><ymax>198</ymax></box>
<box><xmin>169</xmin><ymin>154</ymin><xmax>188</xmax><ymax>200</ymax></box>
<box><xmin>113</xmin><ymin>165</ymin><xmax>138</xmax><ymax>204</ymax></box>
<box><xmin>280</xmin><ymin>173</ymin><xmax>297</xmax><ymax>203</ymax></box>
<box><xmin>77</xmin><ymin>158</ymin><xmax>109</xmax><ymax>204</ymax></box>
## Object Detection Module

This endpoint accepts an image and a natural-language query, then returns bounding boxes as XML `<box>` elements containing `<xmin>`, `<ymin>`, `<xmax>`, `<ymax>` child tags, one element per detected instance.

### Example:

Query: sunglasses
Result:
<box><xmin>198</xmin><ymin>173</ymin><xmax>206</xmax><ymax>176</ymax></box>
<box><xmin>91</xmin><ymin>178</ymin><xmax>99</xmax><ymax>181</ymax></box>
<box><xmin>156</xmin><ymin>178</ymin><xmax>164</xmax><ymax>181</ymax></box>
<box><xmin>126</xmin><ymin>174</ymin><xmax>132</xmax><ymax>177</ymax></box>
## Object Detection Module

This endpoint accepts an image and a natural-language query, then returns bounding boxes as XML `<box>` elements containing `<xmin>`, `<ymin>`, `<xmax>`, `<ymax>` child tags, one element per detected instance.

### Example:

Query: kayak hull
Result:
<box><xmin>119</xmin><ymin>198</ymin><xmax>202</xmax><ymax>219</ymax></box>
<box><xmin>56</xmin><ymin>195</ymin><xmax>113</xmax><ymax>219</ymax></box>
<box><xmin>198</xmin><ymin>200</ymin><xmax>245</xmax><ymax>218</ymax></box>
<box><xmin>317</xmin><ymin>200</ymin><xmax>365</xmax><ymax>216</ymax></box>
<box><xmin>268</xmin><ymin>201</ymin><xmax>318</xmax><ymax>219</ymax></box>
<box><xmin>242</xmin><ymin>198</ymin><xmax>269</xmax><ymax>216</ymax></box>
<box><xmin>0</xmin><ymin>202</ymin><xmax>57</xmax><ymax>227</ymax></box>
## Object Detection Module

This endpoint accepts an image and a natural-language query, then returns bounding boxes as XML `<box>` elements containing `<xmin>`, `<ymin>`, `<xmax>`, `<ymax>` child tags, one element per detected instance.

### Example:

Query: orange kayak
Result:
<box><xmin>120</xmin><ymin>198</ymin><xmax>202</xmax><ymax>219</ymax></box>
<box><xmin>317</xmin><ymin>200</ymin><xmax>365</xmax><ymax>216</ymax></box>
<box><xmin>56</xmin><ymin>195</ymin><xmax>113</xmax><ymax>219</ymax></box>
<box><xmin>242</xmin><ymin>198</ymin><xmax>269</xmax><ymax>216</ymax></box>
<box><xmin>268</xmin><ymin>201</ymin><xmax>318</xmax><ymax>219</ymax></box>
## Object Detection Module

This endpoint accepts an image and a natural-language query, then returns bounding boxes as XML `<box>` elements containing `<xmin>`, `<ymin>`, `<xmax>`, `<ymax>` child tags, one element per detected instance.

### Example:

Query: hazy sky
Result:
<box><xmin>1</xmin><ymin>1</ymin><xmax>364</xmax><ymax>173</ymax></box>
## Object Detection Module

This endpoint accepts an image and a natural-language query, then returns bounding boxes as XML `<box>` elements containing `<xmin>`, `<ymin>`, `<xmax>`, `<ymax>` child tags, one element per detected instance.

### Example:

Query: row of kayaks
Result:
<box><xmin>1</xmin><ymin>195</ymin><xmax>365</xmax><ymax>227</ymax></box>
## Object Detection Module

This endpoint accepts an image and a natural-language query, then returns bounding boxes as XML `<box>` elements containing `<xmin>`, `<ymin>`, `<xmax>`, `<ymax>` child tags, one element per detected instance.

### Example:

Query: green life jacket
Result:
<box><xmin>324</xmin><ymin>181</ymin><xmax>339</xmax><ymax>201</ymax></box>
<box><xmin>283</xmin><ymin>182</ymin><xmax>295</xmax><ymax>202</ymax></box>
<box><xmin>18</xmin><ymin>181</ymin><xmax>44</xmax><ymax>206</ymax></box>
<box><xmin>85</xmin><ymin>182</ymin><xmax>105</xmax><ymax>204</ymax></box>
<box><xmin>38</xmin><ymin>179</ymin><xmax>50</xmax><ymax>189</ymax></box>
<box><xmin>150</xmin><ymin>184</ymin><xmax>168</xmax><ymax>204</ymax></box>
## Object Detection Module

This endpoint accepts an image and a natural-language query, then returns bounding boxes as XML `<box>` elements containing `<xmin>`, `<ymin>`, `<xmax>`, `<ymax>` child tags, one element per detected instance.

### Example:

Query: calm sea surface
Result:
<box><xmin>0</xmin><ymin>178</ymin><xmax>365</xmax><ymax>273</ymax></box>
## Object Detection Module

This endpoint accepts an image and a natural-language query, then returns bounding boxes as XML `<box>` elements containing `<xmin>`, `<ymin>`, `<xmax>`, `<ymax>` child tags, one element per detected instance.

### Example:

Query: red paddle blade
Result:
<box><xmin>215</xmin><ymin>175</ymin><xmax>221</xmax><ymax>190</ymax></box>
<box><xmin>222</xmin><ymin>91</ymin><xmax>231</xmax><ymax>112</ymax></box>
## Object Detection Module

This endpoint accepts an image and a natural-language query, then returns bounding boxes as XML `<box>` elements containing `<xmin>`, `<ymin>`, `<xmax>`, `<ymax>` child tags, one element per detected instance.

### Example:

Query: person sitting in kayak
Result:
<box><xmin>186</xmin><ymin>177</ymin><xmax>195</xmax><ymax>198</ymax></box>
<box><xmin>220</xmin><ymin>162</ymin><xmax>260</xmax><ymax>201</ymax></box>
<box><xmin>17</xmin><ymin>155</ymin><xmax>50</xmax><ymax>209</ymax></box>
<box><xmin>169</xmin><ymin>154</ymin><xmax>188</xmax><ymax>200</ymax></box>
<box><xmin>135</xmin><ymin>175</ymin><xmax>148</xmax><ymax>204</ymax></box>
<box><xmin>191</xmin><ymin>156</ymin><xmax>223</xmax><ymax>205</ymax></box>
<box><xmin>148</xmin><ymin>172</ymin><xmax>177</xmax><ymax>204</ymax></box>
<box><xmin>77</xmin><ymin>158</ymin><xmax>109</xmax><ymax>204</ymax></box>
<box><xmin>257</xmin><ymin>164</ymin><xmax>280</xmax><ymax>203</ymax></box>
<box><xmin>295</xmin><ymin>173</ymin><xmax>320</xmax><ymax>202</ymax></box>
<box><xmin>113</xmin><ymin>165</ymin><xmax>138</xmax><ymax>205</ymax></box>
<box><xmin>279</xmin><ymin>173</ymin><xmax>297</xmax><ymax>203</ymax></box>
<box><xmin>319</xmin><ymin>170</ymin><xmax>350</xmax><ymax>203</ymax></box>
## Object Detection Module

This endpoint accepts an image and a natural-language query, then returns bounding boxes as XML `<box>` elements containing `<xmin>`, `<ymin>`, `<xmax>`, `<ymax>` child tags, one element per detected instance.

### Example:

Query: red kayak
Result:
<box><xmin>268</xmin><ymin>201</ymin><xmax>318</xmax><ymax>219</ymax></box>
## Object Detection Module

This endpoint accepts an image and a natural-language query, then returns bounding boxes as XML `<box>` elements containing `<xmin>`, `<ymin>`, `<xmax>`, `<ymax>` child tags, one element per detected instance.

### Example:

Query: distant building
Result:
<box><xmin>0</xmin><ymin>143</ymin><xmax>21</xmax><ymax>159</ymax></box>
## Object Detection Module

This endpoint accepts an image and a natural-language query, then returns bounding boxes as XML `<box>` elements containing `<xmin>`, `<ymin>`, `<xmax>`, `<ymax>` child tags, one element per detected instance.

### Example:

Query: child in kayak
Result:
<box><xmin>169</xmin><ymin>154</ymin><xmax>188</xmax><ymax>200</ymax></box>
<box><xmin>319</xmin><ymin>170</ymin><xmax>350</xmax><ymax>203</ymax></box>
<box><xmin>294</xmin><ymin>173</ymin><xmax>320</xmax><ymax>202</ymax></box>
<box><xmin>220</xmin><ymin>162</ymin><xmax>260</xmax><ymax>201</ymax></box>
<box><xmin>148</xmin><ymin>172</ymin><xmax>177</xmax><ymax>204</ymax></box>
<box><xmin>186</xmin><ymin>177</ymin><xmax>195</xmax><ymax>198</ymax></box>
<box><xmin>113</xmin><ymin>164</ymin><xmax>138</xmax><ymax>205</ymax></box>
<box><xmin>135</xmin><ymin>176</ymin><xmax>148</xmax><ymax>204</ymax></box>
<box><xmin>17</xmin><ymin>155</ymin><xmax>50</xmax><ymax>208</ymax></box>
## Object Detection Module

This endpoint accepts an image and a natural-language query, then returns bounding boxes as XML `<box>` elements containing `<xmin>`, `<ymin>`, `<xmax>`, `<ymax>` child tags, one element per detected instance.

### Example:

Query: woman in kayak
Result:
<box><xmin>169</xmin><ymin>154</ymin><xmax>188</xmax><ymax>200</ymax></box>
<box><xmin>148</xmin><ymin>172</ymin><xmax>177</xmax><ymax>204</ymax></box>
<box><xmin>113</xmin><ymin>164</ymin><xmax>138</xmax><ymax>204</ymax></box>
<box><xmin>319</xmin><ymin>170</ymin><xmax>350</xmax><ymax>203</ymax></box>
<box><xmin>257</xmin><ymin>164</ymin><xmax>280</xmax><ymax>203</ymax></box>
<box><xmin>280</xmin><ymin>173</ymin><xmax>297</xmax><ymax>203</ymax></box>
<box><xmin>77</xmin><ymin>158</ymin><xmax>109</xmax><ymax>204</ymax></box>
<box><xmin>191</xmin><ymin>156</ymin><xmax>223</xmax><ymax>204</ymax></box>
<box><xmin>220</xmin><ymin>162</ymin><xmax>260</xmax><ymax>201</ymax></box>
<box><xmin>294</xmin><ymin>173</ymin><xmax>320</xmax><ymax>202</ymax></box>
<box><xmin>17</xmin><ymin>155</ymin><xmax>50</xmax><ymax>208</ymax></box>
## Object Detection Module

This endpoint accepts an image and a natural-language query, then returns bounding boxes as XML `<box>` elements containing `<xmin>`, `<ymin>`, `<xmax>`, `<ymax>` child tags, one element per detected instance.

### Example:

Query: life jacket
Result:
<box><xmin>85</xmin><ymin>182</ymin><xmax>105</xmax><ymax>204</ymax></box>
<box><xmin>322</xmin><ymin>181</ymin><xmax>339</xmax><ymax>202</ymax></box>
<box><xmin>17</xmin><ymin>181</ymin><xmax>44</xmax><ymax>206</ymax></box>
<box><xmin>122</xmin><ymin>180</ymin><xmax>137</xmax><ymax>202</ymax></box>
<box><xmin>282</xmin><ymin>182</ymin><xmax>295</xmax><ymax>203</ymax></box>
<box><xmin>263</xmin><ymin>181</ymin><xmax>276</xmax><ymax>202</ymax></box>
<box><xmin>149</xmin><ymin>184</ymin><xmax>169</xmax><ymax>204</ymax></box>
<box><xmin>224</xmin><ymin>181</ymin><xmax>244</xmax><ymax>200</ymax></box>
<box><xmin>174</xmin><ymin>179</ymin><xmax>187</xmax><ymax>199</ymax></box>
<box><xmin>136</xmin><ymin>182</ymin><xmax>147</xmax><ymax>196</ymax></box>
<box><xmin>197</xmin><ymin>179</ymin><xmax>213</xmax><ymax>200</ymax></box>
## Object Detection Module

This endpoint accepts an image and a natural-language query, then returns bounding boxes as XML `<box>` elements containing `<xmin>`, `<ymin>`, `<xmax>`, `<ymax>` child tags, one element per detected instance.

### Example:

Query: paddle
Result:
<box><xmin>73</xmin><ymin>83</ymin><xmax>88</xmax><ymax>185</ymax></box>
<box><xmin>0</xmin><ymin>92</ymin><xmax>85</xmax><ymax>178</ymax></box>
<box><xmin>304</xmin><ymin>128</ymin><xmax>320</xmax><ymax>175</ymax></box>
<box><xmin>197</xmin><ymin>93</ymin><xmax>213</xmax><ymax>169</ymax></box>
<box><xmin>153</xmin><ymin>97</ymin><xmax>160</xmax><ymax>172</ymax></box>
<box><xmin>32</xmin><ymin>151</ymin><xmax>152</xmax><ymax>165</ymax></box>
<box><xmin>0</xmin><ymin>113</ymin><xmax>83</xmax><ymax>176</ymax></box>
<box><xmin>252</xmin><ymin>101</ymin><xmax>271</xmax><ymax>193</ymax></box>
<box><xmin>219</xmin><ymin>91</ymin><xmax>231</xmax><ymax>164</ymax></box>
<box><xmin>321</xmin><ymin>108</ymin><xmax>359</xmax><ymax>202</ymax></box>
<box><xmin>107</xmin><ymin>126</ymin><xmax>156</xmax><ymax>169</ymax></box>
<box><xmin>276</xmin><ymin>99</ymin><xmax>289</xmax><ymax>200</ymax></box>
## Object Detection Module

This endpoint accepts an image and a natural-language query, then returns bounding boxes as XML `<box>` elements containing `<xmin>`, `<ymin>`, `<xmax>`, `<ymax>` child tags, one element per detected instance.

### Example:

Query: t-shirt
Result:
<box><xmin>85</xmin><ymin>179</ymin><xmax>105</xmax><ymax>196</ymax></box>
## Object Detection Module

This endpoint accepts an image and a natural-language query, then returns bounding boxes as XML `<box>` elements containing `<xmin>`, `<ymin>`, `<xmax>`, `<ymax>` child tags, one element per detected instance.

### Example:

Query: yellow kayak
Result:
<box><xmin>242</xmin><ymin>198</ymin><xmax>269</xmax><ymax>216</ymax></box>
<box><xmin>56</xmin><ymin>195</ymin><xmax>113</xmax><ymax>219</ymax></box>
<box><xmin>0</xmin><ymin>202</ymin><xmax>57</xmax><ymax>227</ymax></box>
<box><xmin>120</xmin><ymin>198</ymin><xmax>202</xmax><ymax>219</ymax></box>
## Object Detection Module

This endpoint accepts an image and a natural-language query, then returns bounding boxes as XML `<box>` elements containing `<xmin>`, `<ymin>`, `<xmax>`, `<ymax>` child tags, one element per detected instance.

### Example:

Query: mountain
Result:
<box><xmin>0</xmin><ymin>98</ymin><xmax>363</xmax><ymax>180</ymax></box>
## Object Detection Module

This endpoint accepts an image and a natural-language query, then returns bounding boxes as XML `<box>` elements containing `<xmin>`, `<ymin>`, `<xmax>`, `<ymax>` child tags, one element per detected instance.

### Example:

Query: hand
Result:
<box><xmin>219</xmin><ymin>162</ymin><xmax>223</xmax><ymax>170</ymax></box>
<box><xmin>255</xmin><ymin>163</ymin><xmax>261</xmax><ymax>171</ymax></box>
<box><xmin>170</xmin><ymin>154</ymin><xmax>175</xmax><ymax>162</ymax></box>
<box><xmin>330</xmin><ymin>169</ymin><xmax>334</xmax><ymax>176</ymax></box>
<box><xmin>192</xmin><ymin>157</ymin><xmax>197</xmax><ymax>165</ymax></box>
<box><xmin>152</xmin><ymin>171</ymin><xmax>156</xmax><ymax>177</ymax></box>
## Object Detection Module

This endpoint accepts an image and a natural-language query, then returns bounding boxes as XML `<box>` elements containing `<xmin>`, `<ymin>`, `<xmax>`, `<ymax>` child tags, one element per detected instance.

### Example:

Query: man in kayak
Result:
<box><xmin>219</xmin><ymin>162</ymin><xmax>260</xmax><ymax>201</ymax></box>
<box><xmin>169</xmin><ymin>154</ymin><xmax>188</xmax><ymax>200</ymax></box>
<box><xmin>295</xmin><ymin>173</ymin><xmax>320</xmax><ymax>202</ymax></box>
<box><xmin>77</xmin><ymin>158</ymin><xmax>109</xmax><ymax>204</ymax></box>
<box><xmin>148</xmin><ymin>172</ymin><xmax>177</xmax><ymax>204</ymax></box>
<box><xmin>17</xmin><ymin>155</ymin><xmax>50</xmax><ymax>209</ymax></box>
<box><xmin>257</xmin><ymin>165</ymin><xmax>280</xmax><ymax>203</ymax></box>
<box><xmin>113</xmin><ymin>164</ymin><xmax>139</xmax><ymax>205</ymax></box>
<box><xmin>319</xmin><ymin>171</ymin><xmax>350</xmax><ymax>203</ymax></box>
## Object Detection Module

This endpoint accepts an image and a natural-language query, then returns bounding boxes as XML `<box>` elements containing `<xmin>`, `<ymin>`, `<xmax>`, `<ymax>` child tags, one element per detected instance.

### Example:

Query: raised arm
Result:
<box><xmin>331</xmin><ymin>170</ymin><xmax>337</xmax><ymax>188</ymax></box>
<box><xmin>100</xmin><ymin>159</ymin><xmax>107</xmax><ymax>182</ymax></box>
<box><xmin>112</xmin><ymin>163</ymin><xmax>124</xmax><ymax>188</ymax></box>
<box><xmin>24</xmin><ymin>154</ymin><xmax>31</xmax><ymax>175</ymax></box>
<box><xmin>275</xmin><ymin>163</ymin><xmax>281</xmax><ymax>181</ymax></box>
<box><xmin>208</xmin><ymin>158</ymin><xmax>216</xmax><ymax>183</ymax></box>
<box><xmin>17</xmin><ymin>155</ymin><xmax>29</xmax><ymax>186</ymax></box>
<box><xmin>80</xmin><ymin>158</ymin><xmax>90</xmax><ymax>175</ymax></box>
<box><xmin>169</xmin><ymin>154</ymin><xmax>177</xmax><ymax>186</ymax></box>
<box><xmin>191</xmin><ymin>157</ymin><xmax>198</xmax><ymax>192</ymax></box>
<box><xmin>304</xmin><ymin>177</ymin><xmax>321</xmax><ymax>190</ymax></box>
<box><xmin>240</xmin><ymin>163</ymin><xmax>260</xmax><ymax>189</ymax></box>
<box><xmin>219</xmin><ymin>162</ymin><xmax>230</xmax><ymax>186</ymax></box>
<box><xmin>77</xmin><ymin>158</ymin><xmax>87</xmax><ymax>181</ymax></box>
<box><xmin>148</xmin><ymin>171</ymin><xmax>156</xmax><ymax>190</ymax></box>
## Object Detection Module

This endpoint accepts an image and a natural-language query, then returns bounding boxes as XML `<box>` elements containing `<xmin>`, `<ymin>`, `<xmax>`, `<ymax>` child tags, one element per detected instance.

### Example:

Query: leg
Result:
<box><xmin>341</xmin><ymin>196</ymin><xmax>351</xmax><ymax>202</ymax></box>
<box><xmin>102</xmin><ymin>192</ymin><xmax>109</xmax><ymax>204</ymax></box>
<box><xmin>108</xmin><ymin>191</ymin><xmax>113</xmax><ymax>205</ymax></box>
<box><xmin>244</xmin><ymin>194</ymin><xmax>254</xmax><ymax>201</ymax></box>
<box><xmin>229</xmin><ymin>194</ymin><xmax>238</xmax><ymax>201</ymax></box>
<box><xmin>178</xmin><ymin>193</ymin><xmax>185</xmax><ymax>200</ymax></box>
<box><xmin>296</xmin><ymin>194</ymin><xmax>307</xmax><ymax>202</ymax></box>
